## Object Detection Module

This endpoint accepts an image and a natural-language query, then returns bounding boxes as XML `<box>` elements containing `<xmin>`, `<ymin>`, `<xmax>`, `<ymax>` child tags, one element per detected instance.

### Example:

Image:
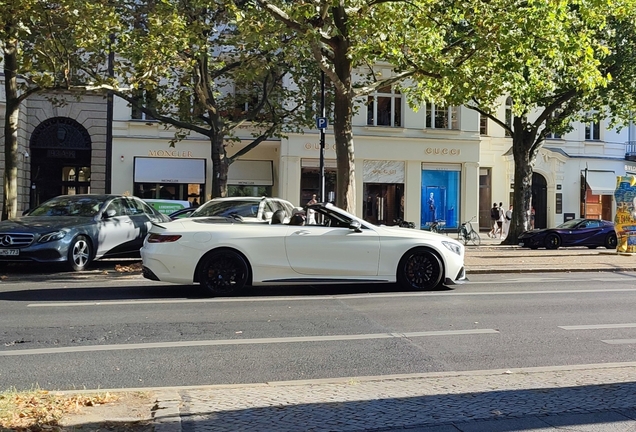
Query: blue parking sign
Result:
<box><xmin>316</xmin><ymin>117</ymin><xmax>328</xmax><ymax>129</ymax></box>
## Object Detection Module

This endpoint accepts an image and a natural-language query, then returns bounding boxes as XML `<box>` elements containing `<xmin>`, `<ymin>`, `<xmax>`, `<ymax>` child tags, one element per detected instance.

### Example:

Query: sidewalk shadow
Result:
<box><xmin>157</xmin><ymin>381</ymin><xmax>636</xmax><ymax>431</ymax></box>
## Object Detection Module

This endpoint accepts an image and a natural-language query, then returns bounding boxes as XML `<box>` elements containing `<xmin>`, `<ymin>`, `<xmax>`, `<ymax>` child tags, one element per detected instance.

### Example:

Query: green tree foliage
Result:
<box><xmin>0</xmin><ymin>0</ymin><xmax>117</xmax><ymax>220</ymax></box>
<box><xmin>386</xmin><ymin>0</ymin><xmax>636</xmax><ymax>242</ymax></box>
<box><xmin>236</xmin><ymin>0</ymin><xmax>451</xmax><ymax>212</ymax></box>
<box><xmin>84</xmin><ymin>0</ymin><xmax>317</xmax><ymax>198</ymax></box>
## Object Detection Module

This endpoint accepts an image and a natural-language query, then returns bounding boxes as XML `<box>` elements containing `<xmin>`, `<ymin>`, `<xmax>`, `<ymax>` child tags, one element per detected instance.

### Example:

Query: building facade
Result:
<box><xmin>1</xmin><ymin>75</ymin><xmax>635</xmax><ymax>230</ymax></box>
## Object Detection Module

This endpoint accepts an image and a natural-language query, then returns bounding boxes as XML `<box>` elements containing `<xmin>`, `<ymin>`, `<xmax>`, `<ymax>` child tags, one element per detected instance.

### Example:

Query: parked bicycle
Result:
<box><xmin>457</xmin><ymin>216</ymin><xmax>481</xmax><ymax>246</ymax></box>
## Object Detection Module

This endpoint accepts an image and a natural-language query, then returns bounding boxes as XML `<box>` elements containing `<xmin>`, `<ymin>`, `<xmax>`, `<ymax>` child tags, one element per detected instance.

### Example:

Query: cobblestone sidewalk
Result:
<box><xmin>152</xmin><ymin>363</ymin><xmax>636</xmax><ymax>432</ymax></box>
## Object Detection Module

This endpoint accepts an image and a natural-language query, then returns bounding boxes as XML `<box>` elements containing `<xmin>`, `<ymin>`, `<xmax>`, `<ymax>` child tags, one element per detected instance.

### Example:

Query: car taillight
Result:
<box><xmin>147</xmin><ymin>234</ymin><xmax>182</xmax><ymax>243</ymax></box>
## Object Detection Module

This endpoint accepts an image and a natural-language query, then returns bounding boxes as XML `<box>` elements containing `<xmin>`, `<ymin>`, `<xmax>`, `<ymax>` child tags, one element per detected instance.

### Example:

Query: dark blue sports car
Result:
<box><xmin>518</xmin><ymin>218</ymin><xmax>616</xmax><ymax>250</ymax></box>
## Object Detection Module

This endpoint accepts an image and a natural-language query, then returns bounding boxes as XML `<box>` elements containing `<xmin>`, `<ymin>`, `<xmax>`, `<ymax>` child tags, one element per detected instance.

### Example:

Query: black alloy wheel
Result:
<box><xmin>605</xmin><ymin>233</ymin><xmax>617</xmax><ymax>249</ymax></box>
<box><xmin>397</xmin><ymin>248</ymin><xmax>443</xmax><ymax>290</ymax></box>
<box><xmin>199</xmin><ymin>250</ymin><xmax>249</xmax><ymax>296</ymax></box>
<box><xmin>67</xmin><ymin>235</ymin><xmax>92</xmax><ymax>271</ymax></box>
<box><xmin>544</xmin><ymin>233</ymin><xmax>561</xmax><ymax>250</ymax></box>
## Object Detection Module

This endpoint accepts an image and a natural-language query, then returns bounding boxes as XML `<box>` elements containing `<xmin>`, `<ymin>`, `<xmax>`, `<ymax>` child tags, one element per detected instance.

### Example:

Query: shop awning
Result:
<box><xmin>228</xmin><ymin>160</ymin><xmax>273</xmax><ymax>186</ymax></box>
<box><xmin>585</xmin><ymin>171</ymin><xmax>617</xmax><ymax>195</ymax></box>
<box><xmin>134</xmin><ymin>157</ymin><xmax>206</xmax><ymax>183</ymax></box>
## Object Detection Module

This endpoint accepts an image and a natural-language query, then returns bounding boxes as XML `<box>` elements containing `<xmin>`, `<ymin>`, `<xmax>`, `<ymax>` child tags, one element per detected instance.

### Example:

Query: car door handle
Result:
<box><xmin>293</xmin><ymin>230</ymin><xmax>311</xmax><ymax>235</ymax></box>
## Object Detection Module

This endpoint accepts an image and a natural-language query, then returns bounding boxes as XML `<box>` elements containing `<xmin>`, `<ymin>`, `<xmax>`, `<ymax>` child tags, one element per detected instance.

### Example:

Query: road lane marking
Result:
<box><xmin>0</xmin><ymin>329</ymin><xmax>499</xmax><ymax>357</ymax></box>
<box><xmin>602</xmin><ymin>339</ymin><xmax>636</xmax><ymax>345</ymax></box>
<box><xmin>559</xmin><ymin>323</ymin><xmax>636</xmax><ymax>330</ymax></box>
<box><xmin>25</xmin><ymin>287</ymin><xmax>636</xmax><ymax>307</ymax></box>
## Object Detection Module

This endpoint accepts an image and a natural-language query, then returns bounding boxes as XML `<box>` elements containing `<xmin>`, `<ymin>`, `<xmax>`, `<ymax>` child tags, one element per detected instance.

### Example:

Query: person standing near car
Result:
<box><xmin>306</xmin><ymin>194</ymin><xmax>318</xmax><ymax>224</ymax></box>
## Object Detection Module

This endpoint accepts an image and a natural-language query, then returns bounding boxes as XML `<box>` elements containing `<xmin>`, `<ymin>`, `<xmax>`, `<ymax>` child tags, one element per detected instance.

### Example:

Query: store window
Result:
<box><xmin>363</xmin><ymin>184</ymin><xmax>404</xmax><ymax>226</ymax></box>
<box><xmin>367</xmin><ymin>86</ymin><xmax>402</xmax><ymax>127</ymax></box>
<box><xmin>421</xmin><ymin>164</ymin><xmax>461</xmax><ymax>230</ymax></box>
<box><xmin>133</xmin><ymin>157</ymin><xmax>205</xmax><ymax>205</ymax></box>
<box><xmin>227</xmin><ymin>160</ymin><xmax>274</xmax><ymax>199</ymax></box>
<box><xmin>362</xmin><ymin>160</ymin><xmax>405</xmax><ymax>226</ymax></box>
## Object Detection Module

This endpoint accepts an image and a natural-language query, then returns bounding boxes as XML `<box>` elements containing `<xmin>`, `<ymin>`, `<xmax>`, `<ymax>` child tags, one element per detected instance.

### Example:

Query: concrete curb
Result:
<box><xmin>467</xmin><ymin>267</ymin><xmax>636</xmax><ymax>274</ymax></box>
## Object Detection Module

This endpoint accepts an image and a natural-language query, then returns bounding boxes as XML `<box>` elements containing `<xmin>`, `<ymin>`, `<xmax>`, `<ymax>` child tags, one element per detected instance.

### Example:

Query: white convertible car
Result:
<box><xmin>141</xmin><ymin>203</ymin><xmax>467</xmax><ymax>296</ymax></box>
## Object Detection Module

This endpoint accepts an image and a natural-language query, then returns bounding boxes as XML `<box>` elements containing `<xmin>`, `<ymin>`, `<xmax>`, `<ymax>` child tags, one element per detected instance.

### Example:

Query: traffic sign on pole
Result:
<box><xmin>316</xmin><ymin>117</ymin><xmax>328</xmax><ymax>130</ymax></box>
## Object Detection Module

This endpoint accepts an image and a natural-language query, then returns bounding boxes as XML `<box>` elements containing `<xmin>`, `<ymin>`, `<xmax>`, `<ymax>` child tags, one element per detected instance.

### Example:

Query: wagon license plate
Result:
<box><xmin>0</xmin><ymin>249</ymin><xmax>19</xmax><ymax>256</ymax></box>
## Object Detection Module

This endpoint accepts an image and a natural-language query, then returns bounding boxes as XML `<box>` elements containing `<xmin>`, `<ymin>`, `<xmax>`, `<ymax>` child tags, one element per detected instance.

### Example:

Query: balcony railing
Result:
<box><xmin>625</xmin><ymin>141</ymin><xmax>636</xmax><ymax>161</ymax></box>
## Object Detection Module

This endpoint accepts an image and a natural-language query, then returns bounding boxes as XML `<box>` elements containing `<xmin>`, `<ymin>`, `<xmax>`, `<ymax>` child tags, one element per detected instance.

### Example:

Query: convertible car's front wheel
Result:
<box><xmin>67</xmin><ymin>235</ymin><xmax>92</xmax><ymax>271</ymax></box>
<box><xmin>397</xmin><ymin>248</ymin><xmax>443</xmax><ymax>290</ymax></box>
<box><xmin>199</xmin><ymin>249</ymin><xmax>249</xmax><ymax>296</ymax></box>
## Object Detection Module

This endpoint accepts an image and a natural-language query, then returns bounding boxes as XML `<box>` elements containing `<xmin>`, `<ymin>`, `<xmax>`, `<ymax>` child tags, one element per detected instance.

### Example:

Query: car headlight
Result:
<box><xmin>38</xmin><ymin>230</ymin><xmax>67</xmax><ymax>243</ymax></box>
<box><xmin>442</xmin><ymin>240</ymin><xmax>462</xmax><ymax>256</ymax></box>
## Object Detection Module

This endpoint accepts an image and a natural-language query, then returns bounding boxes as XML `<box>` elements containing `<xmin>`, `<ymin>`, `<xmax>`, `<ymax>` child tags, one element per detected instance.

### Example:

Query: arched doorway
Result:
<box><xmin>29</xmin><ymin>117</ymin><xmax>92</xmax><ymax>207</ymax></box>
<box><xmin>532</xmin><ymin>172</ymin><xmax>548</xmax><ymax>229</ymax></box>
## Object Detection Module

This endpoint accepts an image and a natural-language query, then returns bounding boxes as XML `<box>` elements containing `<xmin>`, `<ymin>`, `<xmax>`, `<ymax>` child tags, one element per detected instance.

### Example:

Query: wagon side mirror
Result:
<box><xmin>103</xmin><ymin>209</ymin><xmax>117</xmax><ymax>219</ymax></box>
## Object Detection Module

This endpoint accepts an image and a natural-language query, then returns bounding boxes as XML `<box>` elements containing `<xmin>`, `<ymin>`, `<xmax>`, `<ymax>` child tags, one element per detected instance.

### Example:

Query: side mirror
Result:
<box><xmin>349</xmin><ymin>221</ymin><xmax>363</xmax><ymax>232</ymax></box>
<box><xmin>103</xmin><ymin>209</ymin><xmax>117</xmax><ymax>219</ymax></box>
<box><xmin>264</xmin><ymin>211</ymin><xmax>273</xmax><ymax>220</ymax></box>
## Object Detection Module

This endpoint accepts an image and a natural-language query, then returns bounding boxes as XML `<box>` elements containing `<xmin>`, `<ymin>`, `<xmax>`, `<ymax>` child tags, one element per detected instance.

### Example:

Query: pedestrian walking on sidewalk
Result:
<box><xmin>496</xmin><ymin>202</ymin><xmax>505</xmax><ymax>238</ymax></box>
<box><xmin>488</xmin><ymin>203</ymin><xmax>499</xmax><ymax>238</ymax></box>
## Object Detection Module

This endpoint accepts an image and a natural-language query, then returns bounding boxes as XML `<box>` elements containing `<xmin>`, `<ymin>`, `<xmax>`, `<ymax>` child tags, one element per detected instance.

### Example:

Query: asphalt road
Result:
<box><xmin>1</xmin><ymin>271</ymin><xmax>636</xmax><ymax>391</ymax></box>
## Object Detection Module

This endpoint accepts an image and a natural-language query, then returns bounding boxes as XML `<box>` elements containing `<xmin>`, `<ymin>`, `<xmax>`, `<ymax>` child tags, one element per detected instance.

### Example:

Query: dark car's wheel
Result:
<box><xmin>605</xmin><ymin>233</ymin><xmax>617</xmax><ymax>249</ymax></box>
<box><xmin>397</xmin><ymin>248</ymin><xmax>443</xmax><ymax>290</ymax></box>
<box><xmin>199</xmin><ymin>250</ymin><xmax>249</xmax><ymax>296</ymax></box>
<box><xmin>545</xmin><ymin>233</ymin><xmax>561</xmax><ymax>250</ymax></box>
<box><xmin>67</xmin><ymin>235</ymin><xmax>92</xmax><ymax>271</ymax></box>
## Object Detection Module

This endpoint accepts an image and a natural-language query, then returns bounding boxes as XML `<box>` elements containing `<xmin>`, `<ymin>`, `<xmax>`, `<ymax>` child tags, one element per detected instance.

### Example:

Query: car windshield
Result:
<box><xmin>27</xmin><ymin>196</ymin><xmax>103</xmax><ymax>217</ymax></box>
<box><xmin>192</xmin><ymin>200</ymin><xmax>260</xmax><ymax>218</ymax></box>
<box><xmin>556</xmin><ymin>219</ymin><xmax>583</xmax><ymax>229</ymax></box>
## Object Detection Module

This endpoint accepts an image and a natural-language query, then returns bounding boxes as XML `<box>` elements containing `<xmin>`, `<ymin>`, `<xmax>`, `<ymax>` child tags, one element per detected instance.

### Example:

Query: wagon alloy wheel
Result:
<box><xmin>67</xmin><ymin>235</ymin><xmax>92</xmax><ymax>271</ymax></box>
<box><xmin>545</xmin><ymin>233</ymin><xmax>561</xmax><ymax>250</ymax></box>
<box><xmin>398</xmin><ymin>248</ymin><xmax>443</xmax><ymax>290</ymax></box>
<box><xmin>605</xmin><ymin>233</ymin><xmax>617</xmax><ymax>249</ymax></box>
<box><xmin>199</xmin><ymin>250</ymin><xmax>249</xmax><ymax>296</ymax></box>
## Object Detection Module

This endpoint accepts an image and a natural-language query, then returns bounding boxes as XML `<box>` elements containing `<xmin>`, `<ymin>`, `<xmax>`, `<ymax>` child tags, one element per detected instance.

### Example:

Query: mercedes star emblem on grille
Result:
<box><xmin>0</xmin><ymin>235</ymin><xmax>13</xmax><ymax>246</ymax></box>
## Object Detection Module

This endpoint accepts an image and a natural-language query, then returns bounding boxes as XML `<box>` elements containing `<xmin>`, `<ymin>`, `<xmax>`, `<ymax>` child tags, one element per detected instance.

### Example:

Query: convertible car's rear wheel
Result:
<box><xmin>67</xmin><ymin>235</ymin><xmax>92</xmax><ymax>271</ymax></box>
<box><xmin>397</xmin><ymin>248</ymin><xmax>443</xmax><ymax>290</ymax></box>
<box><xmin>605</xmin><ymin>233</ymin><xmax>617</xmax><ymax>249</ymax></box>
<box><xmin>199</xmin><ymin>250</ymin><xmax>249</xmax><ymax>296</ymax></box>
<box><xmin>544</xmin><ymin>233</ymin><xmax>561</xmax><ymax>250</ymax></box>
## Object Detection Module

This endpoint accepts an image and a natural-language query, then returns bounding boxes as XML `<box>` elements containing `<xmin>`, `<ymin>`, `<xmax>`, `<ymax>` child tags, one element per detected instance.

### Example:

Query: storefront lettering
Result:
<box><xmin>47</xmin><ymin>149</ymin><xmax>76</xmax><ymax>158</ymax></box>
<box><xmin>148</xmin><ymin>150</ymin><xmax>194</xmax><ymax>157</ymax></box>
<box><xmin>371</xmin><ymin>169</ymin><xmax>397</xmax><ymax>176</ymax></box>
<box><xmin>305</xmin><ymin>143</ymin><xmax>336</xmax><ymax>151</ymax></box>
<box><xmin>425</xmin><ymin>147</ymin><xmax>461</xmax><ymax>156</ymax></box>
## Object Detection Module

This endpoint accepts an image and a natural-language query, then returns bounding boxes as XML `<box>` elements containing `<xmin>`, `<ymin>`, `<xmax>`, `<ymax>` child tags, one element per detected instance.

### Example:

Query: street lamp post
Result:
<box><xmin>319</xmin><ymin>70</ymin><xmax>326</xmax><ymax>203</ymax></box>
<box><xmin>105</xmin><ymin>33</ymin><xmax>115</xmax><ymax>194</ymax></box>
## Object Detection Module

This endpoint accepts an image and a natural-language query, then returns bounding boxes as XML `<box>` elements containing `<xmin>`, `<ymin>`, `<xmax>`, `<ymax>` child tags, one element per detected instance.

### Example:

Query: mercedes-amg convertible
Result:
<box><xmin>141</xmin><ymin>203</ymin><xmax>467</xmax><ymax>296</ymax></box>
